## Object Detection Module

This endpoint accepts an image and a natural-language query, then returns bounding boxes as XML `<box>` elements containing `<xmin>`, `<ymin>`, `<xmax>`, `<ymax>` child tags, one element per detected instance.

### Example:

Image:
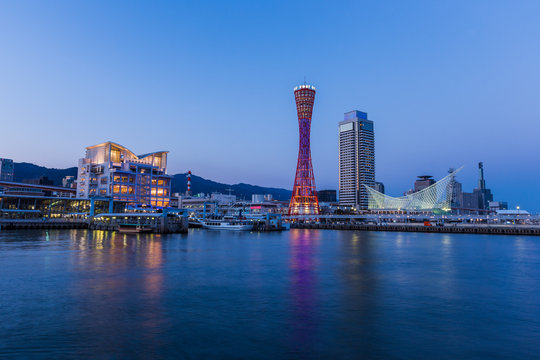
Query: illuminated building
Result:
<box><xmin>338</xmin><ymin>110</ymin><xmax>375</xmax><ymax>210</ymax></box>
<box><xmin>288</xmin><ymin>84</ymin><xmax>319</xmax><ymax>215</ymax></box>
<box><xmin>76</xmin><ymin>142</ymin><xmax>171</xmax><ymax>207</ymax></box>
<box><xmin>366</xmin><ymin>168</ymin><xmax>462</xmax><ymax>211</ymax></box>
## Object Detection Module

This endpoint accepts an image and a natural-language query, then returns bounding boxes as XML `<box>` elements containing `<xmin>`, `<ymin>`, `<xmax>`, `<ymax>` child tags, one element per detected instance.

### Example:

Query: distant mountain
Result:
<box><xmin>13</xmin><ymin>162</ymin><xmax>77</xmax><ymax>186</ymax></box>
<box><xmin>170</xmin><ymin>173</ymin><xmax>292</xmax><ymax>201</ymax></box>
<box><xmin>11</xmin><ymin>162</ymin><xmax>292</xmax><ymax>200</ymax></box>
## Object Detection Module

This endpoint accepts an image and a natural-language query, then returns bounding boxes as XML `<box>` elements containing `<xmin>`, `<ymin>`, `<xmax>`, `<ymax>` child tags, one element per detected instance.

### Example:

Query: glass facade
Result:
<box><xmin>0</xmin><ymin>195</ymin><xmax>125</xmax><ymax>219</ymax></box>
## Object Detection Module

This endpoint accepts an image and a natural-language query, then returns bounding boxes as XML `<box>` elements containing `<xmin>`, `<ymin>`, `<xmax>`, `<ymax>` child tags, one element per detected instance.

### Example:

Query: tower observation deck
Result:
<box><xmin>288</xmin><ymin>84</ymin><xmax>320</xmax><ymax>215</ymax></box>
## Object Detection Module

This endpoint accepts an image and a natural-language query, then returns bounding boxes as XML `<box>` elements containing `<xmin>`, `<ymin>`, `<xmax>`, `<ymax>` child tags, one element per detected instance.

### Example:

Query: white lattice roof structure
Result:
<box><xmin>365</xmin><ymin>167</ymin><xmax>463</xmax><ymax>211</ymax></box>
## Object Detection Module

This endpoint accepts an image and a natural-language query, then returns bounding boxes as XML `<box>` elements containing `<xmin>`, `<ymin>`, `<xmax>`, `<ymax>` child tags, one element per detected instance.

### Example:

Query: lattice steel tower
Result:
<box><xmin>288</xmin><ymin>84</ymin><xmax>320</xmax><ymax>215</ymax></box>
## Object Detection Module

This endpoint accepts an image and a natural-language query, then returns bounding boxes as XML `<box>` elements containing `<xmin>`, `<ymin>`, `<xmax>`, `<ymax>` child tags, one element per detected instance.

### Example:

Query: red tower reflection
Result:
<box><xmin>289</xmin><ymin>228</ymin><xmax>321</xmax><ymax>354</ymax></box>
<box><xmin>288</xmin><ymin>84</ymin><xmax>320</xmax><ymax>215</ymax></box>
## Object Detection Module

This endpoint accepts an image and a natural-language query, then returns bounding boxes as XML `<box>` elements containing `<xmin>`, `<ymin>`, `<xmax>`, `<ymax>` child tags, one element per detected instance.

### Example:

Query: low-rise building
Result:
<box><xmin>489</xmin><ymin>201</ymin><xmax>508</xmax><ymax>211</ymax></box>
<box><xmin>252</xmin><ymin>194</ymin><xmax>274</xmax><ymax>203</ymax></box>
<box><xmin>62</xmin><ymin>176</ymin><xmax>76</xmax><ymax>188</ymax></box>
<box><xmin>318</xmin><ymin>190</ymin><xmax>337</xmax><ymax>203</ymax></box>
<box><xmin>76</xmin><ymin>142</ymin><xmax>171</xmax><ymax>207</ymax></box>
<box><xmin>23</xmin><ymin>176</ymin><xmax>54</xmax><ymax>186</ymax></box>
<box><xmin>210</xmin><ymin>193</ymin><xmax>236</xmax><ymax>204</ymax></box>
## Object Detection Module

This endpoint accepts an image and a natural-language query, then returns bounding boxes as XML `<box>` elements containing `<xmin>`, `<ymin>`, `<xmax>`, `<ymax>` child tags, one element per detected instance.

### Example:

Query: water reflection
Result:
<box><xmin>68</xmin><ymin>230</ymin><xmax>167</xmax><ymax>357</ymax></box>
<box><xmin>338</xmin><ymin>231</ymin><xmax>380</xmax><ymax>356</ymax></box>
<box><xmin>1</xmin><ymin>229</ymin><xmax>539</xmax><ymax>358</ymax></box>
<box><xmin>288</xmin><ymin>229</ymin><xmax>320</xmax><ymax>356</ymax></box>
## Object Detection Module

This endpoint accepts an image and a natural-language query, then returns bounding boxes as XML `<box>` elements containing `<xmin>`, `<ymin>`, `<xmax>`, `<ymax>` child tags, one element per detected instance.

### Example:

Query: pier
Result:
<box><xmin>286</xmin><ymin>213</ymin><xmax>540</xmax><ymax>236</ymax></box>
<box><xmin>291</xmin><ymin>221</ymin><xmax>540</xmax><ymax>235</ymax></box>
<box><xmin>0</xmin><ymin>212</ymin><xmax>189</xmax><ymax>233</ymax></box>
<box><xmin>0</xmin><ymin>219</ymin><xmax>88</xmax><ymax>231</ymax></box>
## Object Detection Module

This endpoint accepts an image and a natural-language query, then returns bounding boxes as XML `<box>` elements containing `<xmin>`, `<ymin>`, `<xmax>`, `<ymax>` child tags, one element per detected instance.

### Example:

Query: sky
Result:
<box><xmin>1</xmin><ymin>1</ymin><xmax>539</xmax><ymax>211</ymax></box>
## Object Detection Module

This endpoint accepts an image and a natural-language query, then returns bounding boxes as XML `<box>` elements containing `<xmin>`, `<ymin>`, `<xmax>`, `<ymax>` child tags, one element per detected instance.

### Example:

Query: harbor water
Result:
<box><xmin>0</xmin><ymin>229</ymin><xmax>539</xmax><ymax>359</ymax></box>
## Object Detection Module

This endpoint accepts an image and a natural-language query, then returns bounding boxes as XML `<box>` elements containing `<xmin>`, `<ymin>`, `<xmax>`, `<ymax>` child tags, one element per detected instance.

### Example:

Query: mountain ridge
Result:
<box><xmin>11</xmin><ymin>162</ymin><xmax>292</xmax><ymax>200</ymax></box>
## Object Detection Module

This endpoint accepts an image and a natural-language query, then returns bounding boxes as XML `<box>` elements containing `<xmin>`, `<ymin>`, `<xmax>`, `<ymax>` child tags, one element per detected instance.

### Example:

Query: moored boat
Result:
<box><xmin>198</xmin><ymin>217</ymin><xmax>254</xmax><ymax>231</ymax></box>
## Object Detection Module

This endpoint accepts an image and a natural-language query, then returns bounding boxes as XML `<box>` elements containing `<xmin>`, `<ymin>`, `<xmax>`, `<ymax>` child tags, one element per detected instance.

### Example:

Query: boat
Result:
<box><xmin>198</xmin><ymin>217</ymin><xmax>254</xmax><ymax>231</ymax></box>
<box><xmin>117</xmin><ymin>224</ymin><xmax>153</xmax><ymax>233</ymax></box>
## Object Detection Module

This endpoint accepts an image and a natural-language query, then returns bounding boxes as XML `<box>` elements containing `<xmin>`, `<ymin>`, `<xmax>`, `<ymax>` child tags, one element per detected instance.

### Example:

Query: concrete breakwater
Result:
<box><xmin>291</xmin><ymin>222</ymin><xmax>540</xmax><ymax>236</ymax></box>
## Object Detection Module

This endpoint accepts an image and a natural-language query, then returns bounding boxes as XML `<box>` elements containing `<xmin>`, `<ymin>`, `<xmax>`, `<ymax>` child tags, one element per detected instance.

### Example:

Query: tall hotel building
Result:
<box><xmin>338</xmin><ymin>111</ymin><xmax>375</xmax><ymax>210</ymax></box>
<box><xmin>76</xmin><ymin>142</ymin><xmax>171</xmax><ymax>207</ymax></box>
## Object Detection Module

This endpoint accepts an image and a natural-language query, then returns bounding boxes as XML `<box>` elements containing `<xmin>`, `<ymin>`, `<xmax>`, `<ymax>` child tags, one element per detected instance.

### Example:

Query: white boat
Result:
<box><xmin>198</xmin><ymin>217</ymin><xmax>254</xmax><ymax>231</ymax></box>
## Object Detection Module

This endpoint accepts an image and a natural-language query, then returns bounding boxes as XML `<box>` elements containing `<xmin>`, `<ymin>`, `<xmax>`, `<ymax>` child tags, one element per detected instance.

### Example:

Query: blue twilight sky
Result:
<box><xmin>1</xmin><ymin>1</ymin><xmax>539</xmax><ymax>211</ymax></box>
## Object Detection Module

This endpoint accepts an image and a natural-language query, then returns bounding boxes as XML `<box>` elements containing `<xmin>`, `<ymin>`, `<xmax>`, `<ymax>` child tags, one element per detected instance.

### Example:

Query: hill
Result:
<box><xmin>11</xmin><ymin>162</ymin><xmax>292</xmax><ymax>200</ymax></box>
<box><xmin>171</xmin><ymin>173</ymin><xmax>292</xmax><ymax>201</ymax></box>
<box><xmin>13</xmin><ymin>162</ymin><xmax>78</xmax><ymax>186</ymax></box>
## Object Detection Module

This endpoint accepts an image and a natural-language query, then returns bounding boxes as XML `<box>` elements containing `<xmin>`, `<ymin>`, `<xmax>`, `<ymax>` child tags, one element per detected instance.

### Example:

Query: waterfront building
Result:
<box><xmin>174</xmin><ymin>195</ymin><xmax>217</xmax><ymax>213</ymax></box>
<box><xmin>489</xmin><ymin>201</ymin><xmax>508</xmax><ymax>211</ymax></box>
<box><xmin>0</xmin><ymin>158</ymin><xmax>14</xmax><ymax>182</ymax></box>
<box><xmin>318</xmin><ymin>190</ymin><xmax>337</xmax><ymax>203</ymax></box>
<box><xmin>366</xmin><ymin>168</ymin><xmax>461</xmax><ymax>212</ymax></box>
<box><xmin>338</xmin><ymin>110</ymin><xmax>375</xmax><ymax>210</ymax></box>
<box><xmin>76</xmin><ymin>142</ymin><xmax>171</xmax><ymax>207</ymax></box>
<box><xmin>374</xmin><ymin>182</ymin><xmax>385</xmax><ymax>194</ymax></box>
<box><xmin>210</xmin><ymin>193</ymin><xmax>236</xmax><ymax>204</ymax></box>
<box><xmin>0</xmin><ymin>180</ymin><xmax>76</xmax><ymax>197</ymax></box>
<box><xmin>0</xmin><ymin>194</ymin><xmax>124</xmax><ymax>219</ymax></box>
<box><xmin>288</xmin><ymin>84</ymin><xmax>320</xmax><ymax>215</ymax></box>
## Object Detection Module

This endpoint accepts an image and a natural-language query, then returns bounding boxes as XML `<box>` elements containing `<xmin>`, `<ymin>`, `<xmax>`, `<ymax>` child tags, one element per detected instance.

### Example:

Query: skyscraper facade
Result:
<box><xmin>288</xmin><ymin>84</ymin><xmax>319</xmax><ymax>215</ymax></box>
<box><xmin>338</xmin><ymin>110</ymin><xmax>375</xmax><ymax>209</ymax></box>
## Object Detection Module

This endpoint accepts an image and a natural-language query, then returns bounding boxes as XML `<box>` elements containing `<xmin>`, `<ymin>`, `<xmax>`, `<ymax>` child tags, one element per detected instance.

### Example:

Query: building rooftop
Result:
<box><xmin>86</xmin><ymin>141</ymin><xmax>168</xmax><ymax>160</ymax></box>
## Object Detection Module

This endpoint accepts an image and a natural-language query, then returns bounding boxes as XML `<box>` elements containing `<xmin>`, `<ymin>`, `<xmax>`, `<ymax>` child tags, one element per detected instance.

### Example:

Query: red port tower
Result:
<box><xmin>288</xmin><ymin>84</ymin><xmax>320</xmax><ymax>215</ymax></box>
